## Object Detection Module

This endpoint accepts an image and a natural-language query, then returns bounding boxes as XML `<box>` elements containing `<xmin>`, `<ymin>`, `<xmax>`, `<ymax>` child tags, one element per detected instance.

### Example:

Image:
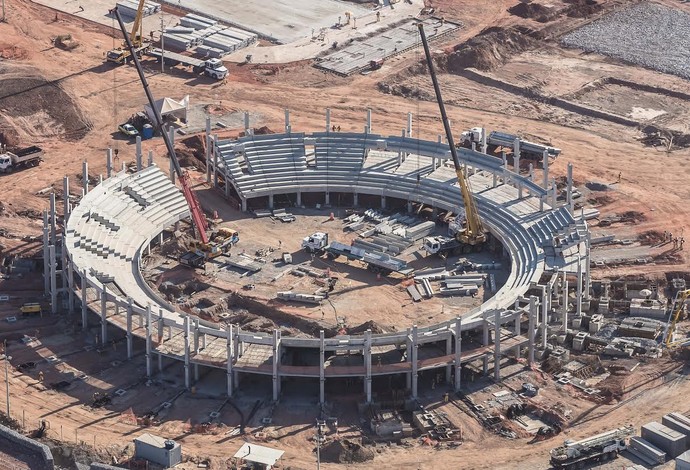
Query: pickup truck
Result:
<box><xmin>0</xmin><ymin>146</ymin><xmax>44</xmax><ymax>173</ymax></box>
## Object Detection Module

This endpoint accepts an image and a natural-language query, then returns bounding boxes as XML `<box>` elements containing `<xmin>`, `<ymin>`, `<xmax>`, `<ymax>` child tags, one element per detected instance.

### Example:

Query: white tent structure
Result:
<box><xmin>233</xmin><ymin>443</ymin><xmax>284</xmax><ymax>469</ymax></box>
<box><xmin>144</xmin><ymin>95</ymin><xmax>189</xmax><ymax>123</ymax></box>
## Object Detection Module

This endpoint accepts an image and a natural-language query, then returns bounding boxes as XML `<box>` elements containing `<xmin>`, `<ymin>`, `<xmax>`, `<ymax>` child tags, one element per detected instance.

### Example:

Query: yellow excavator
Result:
<box><xmin>418</xmin><ymin>23</ymin><xmax>486</xmax><ymax>256</ymax></box>
<box><xmin>106</xmin><ymin>0</ymin><xmax>150</xmax><ymax>64</ymax></box>
<box><xmin>664</xmin><ymin>289</ymin><xmax>690</xmax><ymax>347</ymax></box>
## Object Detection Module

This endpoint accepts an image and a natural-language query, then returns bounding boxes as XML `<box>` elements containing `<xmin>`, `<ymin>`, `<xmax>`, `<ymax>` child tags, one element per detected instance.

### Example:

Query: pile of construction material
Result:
<box><xmin>354</xmin><ymin>211</ymin><xmax>435</xmax><ymax>255</ymax></box>
<box><xmin>277</xmin><ymin>291</ymin><xmax>325</xmax><ymax>305</ymax></box>
<box><xmin>163</xmin><ymin>13</ymin><xmax>258</xmax><ymax>56</ymax></box>
<box><xmin>409</xmin><ymin>267</ymin><xmax>487</xmax><ymax>300</ymax></box>
<box><xmin>116</xmin><ymin>1</ymin><xmax>160</xmax><ymax>17</ymax></box>
<box><xmin>628</xmin><ymin>413</ymin><xmax>690</xmax><ymax>466</ymax></box>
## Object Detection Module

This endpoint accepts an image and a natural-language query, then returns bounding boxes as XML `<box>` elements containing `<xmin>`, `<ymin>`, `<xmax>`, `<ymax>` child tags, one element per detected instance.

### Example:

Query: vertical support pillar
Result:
<box><xmin>528</xmin><ymin>297</ymin><xmax>537</xmax><ymax>366</ymax></box>
<box><xmin>244</xmin><ymin>111</ymin><xmax>250</xmax><ymax>133</ymax></box>
<box><xmin>49</xmin><ymin>192</ymin><xmax>56</xmax><ymax>244</ymax></box>
<box><xmin>405</xmin><ymin>327</ymin><xmax>412</xmax><ymax>389</ymax></box>
<box><xmin>562</xmin><ymin>273</ymin><xmax>569</xmax><ymax>331</ymax></box>
<box><xmin>296</xmin><ymin>192</ymin><xmax>302</xmax><ymax>206</ymax></box>
<box><xmin>482</xmin><ymin>319</ymin><xmax>489</xmax><ymax>375</ymax></box>
<box><xmin>213</xmin><ymin>135</ymin><xmax>219</xmax><ymax>188</ymax></box>
<box><xmin>529</xmin><ymin>163</ymin><xmax>534</xmax><ymax>181</ymax></box>
<box><xmin>63</xmin><ymin>176</ymin><xmax>70</xmax><ymax>221</ymax></box>
<box><xmin>325</xmin><ymin>108</ymin><xmax>330</xmax><ymax>132</ymax></box>
<box><xmin>135</xmin><ymin>136</ymin><xmax>142</xmax><ymax>171</ymax></box>
<box><xmin>324</xmin><ymin>192</ymin><xmax>329</xmax><ymax>206</ymax></box>
<box><xmin>43</xmin><ymin>211</ymin><xmax>50</xmax><ymax>295</ymax></box>
<box><xmin>514</xmin><ymin>138</ymin><xmax>522</xmax><ymax>197</ymax></box>
<box><xmin>194</xmin><ymin>363</ymin><xmax>199</xmax><ymax>382</ymax></box>
<box><xmin>364</xmin><ymin>329</ymin><xmax>372</xmax><ymax>403</ymax></box>
<box><xmin>481</xmin><ymin>127</ymin><xmax>487</xmax><ymax>154</ymax></box>
<box><xmin>126</xmin><ymin>298</ymin><xmax>133</xmax><ymax>359</ymax></box>
<box><xmin>67</xmin><ymin>252</ymin><xmax>74</xmax><ymax>313</ymax></box>
<box><xmin>381</xmin><ymin>195</ymin><xmax>386</xmax><ymax>209</ymax></box>
<box><xmin>81</xmin><ymin>269</ymin><xmax>88</xmax><ymax>330</ymax></box>
<box><xmin>407</xmin><ymin>200</ymin><xmax>413</xmax><ymax>213</ymax></box>
<box><xmin>272</xmin><ymin>329</ymin><xmax>281</xmax><ymax>401</ymax></box>
<box><xmin>411</xmin><ymin>325</ymin><xmax>418</xmax><ymax>399</ymax></box>
<box><xmin>494</xmin><ymin>310</ymin><xmax>501</xmax><ymax>382</ymax></box>
<box><xmin>576</xmin><ymin>256</ymin><xmax>583</xmax><ymax>316</ymax></box>
<box><xmin>366</xmin><ymin>108</ymin><xmax>372</xmax><ymax>134</ymax></box>
<box><xmin>145</xmin><ymin>305</ymin><xmax>152</xmax><ymax>378</ymax></box>
<box><xmin>445</xmin><ymin>334</ymin><xmax>452</xmax><ymax>383</ymax></box>
<box><xmin>49</xmin><ymin>245</ymin><xmax>57</xmax><ymax>314</ymax></box>
<box><xmin>513</xmin><ymin>311</ymin><xmax>521</xmax><ymax>359</ymax></box>
<box><xmin>454</xmin><ymin>317</ymin><xmax>462</xmax><ymax>392</ymax></box>
<box><xmin>226</xmin><ymin>324</ymin><xmax>234</xmax><ymax>397</ymax></box>
<box><xmin>319</xmin><ymin>330</ymin><xmax>325</xmax><ymax>404</ymax></box>
<box><xmin>397</xmin><ymin>129</ymin><xmax>404</xmax><ymax>165</ymax></box>
<box><xmin>406</xmin><ymin>112</ymin><xmax>412</xmax><ymax>138</ymax></box>
<box><xmin>551</xmin><ymin>180</ymin><xmax>557</xmax><ymax>208</ymax></box>
<box><xmin>567</xmin><ymin>162</ymin><xmax>574</xmax><ymax>214</ymax></box>
<box><xmin>193</xmin><ymin>319</ymin><xmax>200</xmax><ymax>353</ymax></box>
<box><xmin>148</xmin><ymin>150</ymin><xmax>153</xmax><ymax>167</ymax></box>
<box><xmin>169</xmin><ymin>155</ymin><xmax>175</xmax><ymax>184</ymax></box>
<box><xmin>205</xmin><ymin>134</ymin><xmax>212</xmax><ymax>184</ymax></box>
<box><xmin>269</xmin><ymin>194</ymin><xmax>274</xmax><ymax>209</ymax></box>
<box><xmin>542</xmin><ymin>285</ymin><xmax>550</xmax><ymax>348</ymax></box>
<box><xmin>542</xmin><ymin>150</ymin><xmax>549</xmax><ymax>190</ymax></box>
<box><xmin>158</xmin><ymin>354</ymin><xmax>163</xmax><ymax>372</ymax></box>
<box><xmin>82</xmin><ymin>160</ymin><xmax>89</xmax><ymax>194</ymax></box>
<box><xmin>100</xmin><ymin>284</ymin><xmax>107</xmax><ymax>343</ymax></box>
<box><xmin>184</xmin><ymin>316</ymin><xmax>190</xmax><ymax>389</ymax></box>
<box><xmin>106</xmin><ymin>148</ymin><xmax>113</xmax><ymax>178</ymax></box>
<box><xmin>501</xmin><ymin>152</ymin><xmax>508</xmax><ymax>185</ymax></box>
<box><xmin>168</xmin><ymin>127</ymin><xmax>176</xmax><ymax>184</ymax></box>
<box><xmin>585</xmin><ymin>233</ymin><xmax>592</xmax><ymax>300</ymax></box>
<box><xmin>284</xmin><ymin>108</ymin><xmax>290</xmax><ymax>133</ymax></box>
<box><xmin>353</xmin><ymin>193</ymin><xmax>358</xmax><ymax>207</ymax></box>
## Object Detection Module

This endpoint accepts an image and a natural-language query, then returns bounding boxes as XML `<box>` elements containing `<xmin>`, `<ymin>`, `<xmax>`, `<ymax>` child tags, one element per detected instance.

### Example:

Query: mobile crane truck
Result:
<box><xmin>550</xmin><ymin>425</ymin><xmax>633</xmax><ymax>469</ymax></box>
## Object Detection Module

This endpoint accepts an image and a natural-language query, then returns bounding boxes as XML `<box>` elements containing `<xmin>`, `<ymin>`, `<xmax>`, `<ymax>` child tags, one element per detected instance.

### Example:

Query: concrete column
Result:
<box><xmin>272</xmin><ymin>330</ymin><xmax>281</xmax><ymax>401</ymax></box>
<box><xmin>397</xmin><ymin>129</ymin><xmax>404</xmax><ymax>165</ymax></box>
<box><xmin>353</xmin><ymin>193</ymin><xmax>358</xmax><ymax>207</ymax></box>
<box><xmin>364</xmin><ymin>329</ymin><xmax>372</xmax><ymax>403</ymax></box>
<box><xmin>562</xmin><ymin>273</ymin><xmax>569</xmax><ymax>331</ymax></box>
<box><xmin>126</xmin><ymin>298</ymin><xmax>133</xmax><ymax>359</ymax></box>
<box><xmin>213</xmin><ymin>135</ymin><xmax>219</xmax><ymax>188</ymax></box>
<box><xmin>145</xmin><ymin>305</ymin><xmax>152</xmax><ymax>378</ymax></box>
<box><xmin>407</xmin><ymin>112</ymin><xmax>412</xmax><ymax>138</ymax></box>
<box><xmin>99</xmin><ymin>174</ymin><xmax>103</xmax><ymax>186</ymax></box>
<box><xmin>585</xmin><ymin>233</ymin><xmax>591</xmax><ymax>300</ymax></box>
<box><xmin>82</xmin><ymin>160</ymin><xmax>89</xmax><ymax>194</ymax></box>
<box><xmin>100</xmin><ymin>284</ymin><xmax>108</xmax><ymax>342</ymax></box>
<box><xmin>43</xmin><ymin>211</ymin><xmax>50</xmax><ymax>295</ymax></box>
<box><xmin>381</xmin><ymin>195</ymin><xmax>386</xmax><ymax>209</ymax></box>
<box><xmin>105</xmin><ymin>148</ymin><xmax>113</xmax><ymax>178</ymax></box>
<box><xmin>454</xmin><ymin>317</ymin><xmax>462</xmax><ymax>392</ymax></box>
<box><xmin>184</xmin><ymin>316</ymin><xmax>190</xmax><ymax>389</ymax></box>
<box><xmin>542</xmin><ymin>284</ymin><xmax>550</xmax><ymax>348</ymax></box>
<box><xmin>67</xmin><ymin>252</ymin><xmax>74</xmax><ymax>313</ymax></box>
<box><xmin>445</xmin><ymin>334</ymin><xmax>452</xmax><ymax>384</ymax></box>
<box><xmin>284</xmin><ymin>109</ymin><xmax>290</xmax><ymax>133</ymax></box>
<box><xmin>576</xmin><ymin>256</ymin><xmax>583</xmax><ymax>316</ymax></box>
<box><xmin>479</xmin><ymin>127</ymin><xmax>487</xmax><ymax>154</ymax></box>
<box><xmin>81</xmin><ymin>269</ymin><xmax>88</xmax><ymax>330</ymax></box>
<box><xmin>513</xmin><ymin>311</ymin><xmax>521</xmax><ymax>359</ymax></box>
<box><xmin>226</xmin><ymin>324</ymin><xmax>234</xmax><ymax>397</ymax></box>
<box><xmin>405</xmin><ymin>327</ymin><xmax>412</xmax><ymax>389</ymax></box>
<box><xmin>157</xmin><ymin>310</ymin><xmax>164</xmax><ymax>341</ymax></box>
<box><xmin>542</xmin><ymin>150</ymin><xmax>549</xmax><ymax>190</ymax></box>
<box><xmin>567</xmin><ymin>163</ymin><xmax>574</xmax><ymax>214</ymax></box>
<box><xmin>528</xmin><ymin>297</ymin><xmax>537</xmax><ymax>366</ymax></box>
<box><xmin>244</xmin><ymin>111</ymin><xmax>250</xmax><ymax>133</ymax></box>
<box><xmin>49</xmin><ymin>192</ymin><xmax>56</xmax><ymax>244</ymax></box>
<box><xmin>494</xmin><ymin>310</ymin><xmax>501</xmax><ymax>382</ymax></box>
<box><xmin>529</xmin><ymin>163</ymin><xmax>534</xmax><ymax>182</ymax></box>
<box><xmin>482</xmin><ymin>319</ymin><xmax>489</xmax><ymax>375</ymax></box>
<box><xmin>551</xmin><ymin>179</ymin><xmax>557</xmax><ymax>208</ymax></box>
<box><xmin>366</xmin><ymin>108</ymin><xmax>372</xmax><ymax>134</ymax></box>
<box><xmin>194</xmin><ymin>363</ymin><xmax>199</xmax><ymax>382</ymax></box>
<box><xmin>296</xmin><ymin>192</ymin><xmax>302</xmax><ymax>206</ymax></box>
<box><xmin>493</xmin><ymin>171</ymin><xmax>497</xmax><ymax>188</ymax></box>
<box><xmin>206</xmin><ymin>135</ymin><xmax>212</xmax><ymax>184</ymax></box>
<box><xmin>324</xmin><ymin>192</ymin><xmax>329</xmax><ymax>205</ymax></box>
<box><xmin>62</xmin><ymin>176</ymin><xmax>70</xmax><ymax>221</ymax></box>
<box><xmin>49</xmin><ymin>244</ymin><xmax>57</xmax><ymax>314</ymax></box>
<box><xmin>514</xmin><ymin>138</ymin><xmax>522</xmax><ymax>197</ymax></box>
<box><xmin>148</xmin><ymin>150</ymin><xmax>153</xmax><ymax>167</ymax></box>
<box><xmin>135</xmin><ymin>136</ymin><xmax>142</xmax><ymax>171</ymax></box>
<box><xmin>169</xmin><ymin>156</ymin><xmax>175</xmax><ymax>184</ymax></box>
<box><xmin>268</xmin><ymin>193</ymin><xmax>274</xmax><ymax>209</ymax></box>
<box><xmin>411</xmin><ymin>325</ymin><xmax>418</xmax><ymax>399</ymax></box>
<box><xmin>193</xmin><ymin>319</ymin><xmax>200</xmax><ymax>353</ymax></box>
<box><xmin>325</xmin><ymin>108</ymin><xmax>331</xmax><ymax>132</ymax></box>
<box><xmin>319</xmin><ymin>330</ymin><xmax>325</xmax><ymax>404</ymax></box>
<box><xmin>407</xmin><ymin>200</ymin><xmax>413</xmax><ymax>213</ymax></box>
<box><xmin>158</xmin><ymin>353</ymin><xmax>163</xmax><ymax>372</ymax></box>
<box><xmin>501</xmin><ymin>152</ymin><xmax>507</xmax><ymax>185</ymax></box>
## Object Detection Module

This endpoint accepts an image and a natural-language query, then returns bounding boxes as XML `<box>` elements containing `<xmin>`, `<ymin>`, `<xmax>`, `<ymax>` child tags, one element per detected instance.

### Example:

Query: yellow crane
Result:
<box><xmin>106</xmin><ymin>0</ymin><xmax>150</xmax><ymax>64</ymax></box>
<box><xmin>417</xmin><ymin>23</ymin><xmax>486</xmax><ymax>247</ymax></box>
<box><xmin>664</xmin><ymin>289</ymin><xmax>690</xmax><ymax>347</ymax></box>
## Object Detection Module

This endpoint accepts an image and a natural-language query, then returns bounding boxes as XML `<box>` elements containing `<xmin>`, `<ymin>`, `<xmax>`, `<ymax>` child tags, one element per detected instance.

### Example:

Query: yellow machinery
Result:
<box><xmin>188</xmin><ymin>227</ymin><xmax>240</xmax><ymax>260</ymax></box>
<box><xmin>106</xmin><ymin>0</ymin><xmax>149</xmax><ymax>64</ymax></box>
<box><xmin>664</xmin><ymin>289</ymin><xmax>690</xmax><ymax>347</ymax></box>
<box><xmin>417</xmin><ymin>23</ymin><xmax>486</xmax><ymax>247</ymax></box>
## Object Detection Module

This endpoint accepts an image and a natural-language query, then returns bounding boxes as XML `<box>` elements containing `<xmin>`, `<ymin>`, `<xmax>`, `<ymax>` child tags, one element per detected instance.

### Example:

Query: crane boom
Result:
<box><xmin>129</xmin><ymin>0</ymin><xmax>147</xmax><ymax>47</ymax></box>
<box><xmin>417</xmin><ymin>23</ymin><xmax>486</xmax><ymax>246</ymax></box>
<box><xmin>664</xmin><ymin>289</ymin><xmax>690</xmax><ymax>347</ymax></box>
<box><xmin>113</xmin><ymin>7</ymin><xmax>210</xmax><ymax>244</ymax></box>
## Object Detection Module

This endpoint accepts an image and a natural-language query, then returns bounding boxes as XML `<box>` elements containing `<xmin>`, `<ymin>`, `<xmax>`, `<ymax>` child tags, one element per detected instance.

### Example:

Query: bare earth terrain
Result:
<box><xmin>2</xmin><ymin>0</ymin><xmax>690</xmax><ymax>468</ymax></box>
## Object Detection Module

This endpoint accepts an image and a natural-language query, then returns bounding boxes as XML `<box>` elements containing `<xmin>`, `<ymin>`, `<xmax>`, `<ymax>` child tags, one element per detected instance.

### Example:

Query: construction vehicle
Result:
<box><xmin>0</xmin><ymin>146</ymin><xmax>44</xmax><ymax>173</ymax></box>
<box><xmin>146</xmin><ymin>49</ymin><xmax>229</xmax><ymax>80</ymax></box>
<box><xmin>549</xmin><ymin>425</ymin><xmax>633</xmax><ymax>469</ymax></box>
<box><xmin>302</xmin><ymin>232</ymin><xmax>413</xmax><ymax>276</ymax></box>
<box><xmin>422</xmin><ymin>235</ymin><xmax>464</xmax><ymax>257</ymax></box>
<box><xmin>418</xmin><ymin>24</ymin><xmax>487</xmax><ymax>249</ymax></box>
<box><xmin>107</xmin><ymin>0</ymin><xmax>151</xmax><ymax>64</ymax></box>
<box><xmin>53</xmin><ymin>34</ymin><xmax>79</xmax><ymax>50</ymax></box>
<box><xmin>113</xmin><ymin>8</ymin><xmax>238</xmax><ymax>270</ymax></box>
<box><xmin>20</xmin><ymin>302</ymin><xmax>42</xmax><ymax>316</ymax></box>
<box><xmin>664</xmin><ymin>289</ymin><xmax>690</xmax><ymax>347</ymax></box>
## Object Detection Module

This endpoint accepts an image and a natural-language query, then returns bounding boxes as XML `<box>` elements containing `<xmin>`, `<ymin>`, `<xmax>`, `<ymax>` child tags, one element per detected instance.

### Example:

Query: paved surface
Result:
<box><xmin>160</xmin><ymin>0</ymin><xmax>369</xmax><ymax>43</ymax></box>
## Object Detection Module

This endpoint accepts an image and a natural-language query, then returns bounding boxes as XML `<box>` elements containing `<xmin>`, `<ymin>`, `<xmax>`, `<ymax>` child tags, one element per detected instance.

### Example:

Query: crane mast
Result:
<box><xmin>417</xmin><ymin>23</ymin><xmax>486</xmax><ymax>246</ymax></box>
<box><xmin>112</xmin><ymin>7</ymin><xmax>210</xmax><ymax>244</ymax></box>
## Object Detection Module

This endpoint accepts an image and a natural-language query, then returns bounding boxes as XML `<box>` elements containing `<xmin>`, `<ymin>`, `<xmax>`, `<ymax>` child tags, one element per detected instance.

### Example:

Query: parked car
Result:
<box><xmin>118</xmin><ymin>123</ymin><xmax>139</xmax><ymax>138</ymax></box>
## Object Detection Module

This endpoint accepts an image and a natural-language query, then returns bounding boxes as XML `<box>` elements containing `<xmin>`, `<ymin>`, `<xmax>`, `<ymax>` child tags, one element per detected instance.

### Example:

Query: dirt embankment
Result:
<box><xmin>445</xmin><ymin>26</ymin><xmax>538</xmax><ymax>72</ymax></box>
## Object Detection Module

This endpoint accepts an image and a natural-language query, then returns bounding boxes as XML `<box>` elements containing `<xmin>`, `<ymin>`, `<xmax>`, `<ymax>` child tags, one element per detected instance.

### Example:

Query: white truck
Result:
<box><xmin>549</xmin><ymin>425</ymin><xmax>633</xmax><ymax>469</ymax></box>
<box><xmin>0</xmin><ymin>146</ymin><xmax>44</xmax><ymax>173</ymax></box>
<box><xmin>147</xmin><ymin>49</ymin><xmax>228</xmax><ymax>80</ymax></box>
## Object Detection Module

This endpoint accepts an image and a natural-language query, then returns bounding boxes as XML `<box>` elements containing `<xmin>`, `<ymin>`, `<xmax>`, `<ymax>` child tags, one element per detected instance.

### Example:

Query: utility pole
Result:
<box><xmin>160</xmin><ymin>15</ymin><xmax>164</xmax><ymax>74</ymax></box>
<box><xmin>4</xmin><ymin>341</ymin><xmax>9</xmax><ymax>416</ymax></box>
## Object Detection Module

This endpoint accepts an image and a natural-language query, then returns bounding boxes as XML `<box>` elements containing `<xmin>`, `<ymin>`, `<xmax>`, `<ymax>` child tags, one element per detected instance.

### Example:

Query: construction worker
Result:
<box><xmin>376</xmin><ymin>11</ymin><xmax>381</xmax><ymax>22</ymax></box>
<box><xmin>617</xmin><ymin>171</ymin><xmax>622</xmax><ymax>183</ymax></box>
<box><xmin>38</xmin><ymin>371</ymin><xmax>44</xmax><ymax>382</ymax></box>
<box><xmin>443</xmin><ymin>392</ymin><xmax>449</xmax><ymax>403</ymax></box>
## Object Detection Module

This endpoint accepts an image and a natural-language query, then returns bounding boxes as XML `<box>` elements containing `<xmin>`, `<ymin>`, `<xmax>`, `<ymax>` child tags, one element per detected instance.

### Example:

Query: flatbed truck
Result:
<box><xmin>146</xmin><ymin>49</ymin><xmax>228</xmax><ymax>80</ymax></box>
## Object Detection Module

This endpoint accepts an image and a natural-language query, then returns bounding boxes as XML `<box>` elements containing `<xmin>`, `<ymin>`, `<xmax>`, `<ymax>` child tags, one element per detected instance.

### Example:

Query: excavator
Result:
<box><xmin>107</xmin><ymin>0</ymin><xmax>151</xmax><ymax>64</ymax></box>
<box><xmin>113</xmin><ymin>7</ymin><xmax>238</xmax><ymax>269</ymax></box>
<box><xmin>417</xmin><ymin>23</ymin><xmax>487</xmax><ymax>255</ymax></box>
<box><xmin>664</xmin><ymin>289</ymin><xmax>690</xmax><ymax>347</ymax></box>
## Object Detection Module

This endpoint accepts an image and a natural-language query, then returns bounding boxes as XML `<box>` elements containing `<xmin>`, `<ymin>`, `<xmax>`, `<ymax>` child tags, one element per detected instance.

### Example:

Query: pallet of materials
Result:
<box><xmin>277</xmin><ymin>291</ymin><xmax>325</xmax><ymax>305</ymax></box>
<box><xmin>226</xmin><ymin>256</ymin><xmax>262</xmax><ymax>273</ymax></box>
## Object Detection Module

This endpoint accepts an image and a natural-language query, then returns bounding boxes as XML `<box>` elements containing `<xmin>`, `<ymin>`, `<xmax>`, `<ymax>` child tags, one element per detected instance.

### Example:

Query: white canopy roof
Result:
<box><xmin>233</xmin><ymin>443</ymin><xmax>284</xmax><ymax>466</ymax></box>
<box><xmin>144</xmin><ymin>95</ymin><xmax>189</xmax><ymax>122</ymax></box>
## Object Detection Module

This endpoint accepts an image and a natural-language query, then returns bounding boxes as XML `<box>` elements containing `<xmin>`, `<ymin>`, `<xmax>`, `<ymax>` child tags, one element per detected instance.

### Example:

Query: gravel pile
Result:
<box><xmin>562</xmin><ymin>2</ymin><xmax>690</xmax><ymax>79</ymax></box>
